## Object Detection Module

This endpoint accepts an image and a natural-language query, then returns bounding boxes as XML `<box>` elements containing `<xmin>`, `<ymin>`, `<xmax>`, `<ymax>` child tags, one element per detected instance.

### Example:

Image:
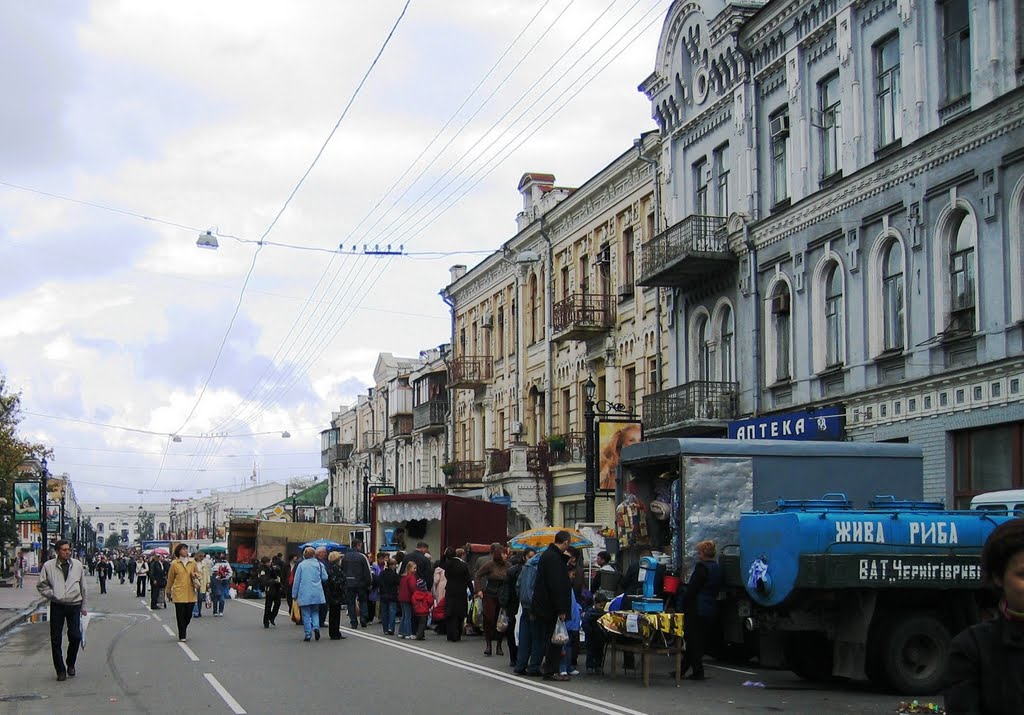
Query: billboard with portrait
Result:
<box><xmin>13</xmin><ymin>482</ymin><xmax>42</xmax><ymax>522</ymax></box>
<box><xmin>598</xmin><ymin>420</ymin><xmax>643</xmax><ymax>491</ymax></box>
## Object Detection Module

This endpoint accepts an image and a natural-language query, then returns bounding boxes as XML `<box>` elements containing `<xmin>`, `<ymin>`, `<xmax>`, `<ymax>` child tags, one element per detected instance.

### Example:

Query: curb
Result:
<box><xmin>0</xmin><ymin>599</ymin><xmax>47</xmax><ymax>640</ymax></box>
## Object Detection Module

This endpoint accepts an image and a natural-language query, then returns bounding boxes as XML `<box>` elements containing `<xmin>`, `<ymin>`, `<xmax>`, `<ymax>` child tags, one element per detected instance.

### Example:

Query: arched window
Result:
<box><xmin>528</xmin><ymin>274</ymin><xmax>539</xmax><ymax>344</ymax></box>
<box><xmin>719</xmin><ymin>305</ymin><xmax>735</xmax><ymax>383</ymax></box>
<box><xmin>949</xmin><ymin>210</ymin><xmax>976</xmax><ymax>331</ymax></box>
<box><xmin>97</xmin><ymin>523</ymin><xmax>104</xmax><ymax>533</ymax></box>
<box><xmin>697</xmin><ymin>315</ymin><xmax>712</xmax><ymax>381</ymax></box>
<box><xmin>767</xmin><ymin>283</ymin><xmax>792</xmax><ymax>382</ymax></box>
<box><xmin>824</xmin><ymin>262</ymin><xmax>844</xmax><ymax>367</ymax></box>
<box><xmin>882</xmin><ymin>241</ymin><xmax>905</xmax><ymax>350</ymax></box>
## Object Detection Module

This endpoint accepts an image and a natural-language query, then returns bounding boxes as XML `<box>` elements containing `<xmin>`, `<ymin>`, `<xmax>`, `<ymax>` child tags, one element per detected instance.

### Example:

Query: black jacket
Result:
<box><xmin>405</xmin><ymin>550</ymin><xmax>433</xmax><ymax>589</ymax></box>
<box><xmin>258</xmin><ymin>563</ymin><xmax>283</xmax><ymax>597</ymax></box>
<box><xmin>531</xmin><ymin>545</ymin><xmax>571</xmax><ymax>620</ymax></box>
<box><xmin>324</xmin><ymin>562</ymin><xmax>347</xmax><ymax>605</ymax></box>
<box><xmin>148</xmin><ymin>561</ymin><xmax>166</xmax><ymax>587</ymax></box>
<box><xmin>944</xmin><ymin>616</ymin><xmax>1024</xmax><ymax>714</ymax></box>
<box><xmin>341</xmin><ymin>551</ymin><xmax>372</xmax><ymax>591</ymax></box>
<box><xmin>377</xmin><ymin>568</ymin><xmax>400</xmax><ymax>602</ymax></box>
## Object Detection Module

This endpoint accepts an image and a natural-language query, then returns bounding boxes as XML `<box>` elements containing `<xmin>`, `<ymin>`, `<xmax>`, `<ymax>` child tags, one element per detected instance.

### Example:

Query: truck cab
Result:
<box><xmin>970</xmin><ymin>489</ymin><xmax>1024</xmax><ymax>517</ymax></box>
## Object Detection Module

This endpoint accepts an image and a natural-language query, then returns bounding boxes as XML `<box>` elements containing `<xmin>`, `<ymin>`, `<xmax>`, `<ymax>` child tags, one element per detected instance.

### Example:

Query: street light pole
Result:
<box><xmin>39</xmin><ymin>458</ymin><xmax>49</xmax><ymax>563</ymax></box>
<box><xmin>362</xmin><ymin>462</ymin><xmax>371</xmax><ymax>524</ymax></box>
<box><xmin>583</xmin><ymin>377</ymin><xmax>597</xmax><ymax>524</ymax></box>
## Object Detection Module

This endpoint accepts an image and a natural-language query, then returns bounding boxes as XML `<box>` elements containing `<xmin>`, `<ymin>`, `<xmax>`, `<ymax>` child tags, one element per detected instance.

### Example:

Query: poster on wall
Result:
<box><xmin>597</xmin><ymin>420</ymin><xmax>643</xmax><ymax>491</ymax></box>
<box><xmin>13</xmin><ymin>482</ymin><xmax>42</xmax><ymax>522</ymax></box>
<box><xmin>46</xmin><ymin>503</ymin><xmax>62</xmax><ymax>533</ymax></box>
<box><xmin>294</xmin><ymin>506</ymin><xmax>317</xmax><ymax>523</ymax></box>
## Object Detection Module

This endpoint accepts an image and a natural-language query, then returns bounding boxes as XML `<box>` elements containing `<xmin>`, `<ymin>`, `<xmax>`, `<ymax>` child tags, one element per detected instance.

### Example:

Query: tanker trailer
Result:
<box><xmin>740</xmin><ymin>497</ymin><xmax>1013</xmax><ymax>694</ymax></box>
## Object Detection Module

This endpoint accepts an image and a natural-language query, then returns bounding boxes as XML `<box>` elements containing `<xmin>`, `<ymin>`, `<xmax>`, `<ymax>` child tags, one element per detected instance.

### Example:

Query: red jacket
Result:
<box><xmin>399</xmin><ymin>573</ymin><xmax>416</xmax><ymax>603</ymax></box>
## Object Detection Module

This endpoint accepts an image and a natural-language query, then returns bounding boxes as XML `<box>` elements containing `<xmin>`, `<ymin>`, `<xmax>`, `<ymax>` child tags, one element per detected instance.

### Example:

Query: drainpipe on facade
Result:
<box><xmin>539</xmin><ymin>216</ymin><xmax>554</xmax><ymax>438</ymax></box>
<box><xmin>745</xmin><ymin>225</ymin><xmax>762</xmax><ymax>416</ymax></box>
<box><xmin>635</xmin><ymin>137</ymin><xmax>663</xmax><ymax>389</ymax></box>
<box><xmin>439</xmin><ymin>289</ymin><xmax>455</xmax><ymax>474</ymax></box>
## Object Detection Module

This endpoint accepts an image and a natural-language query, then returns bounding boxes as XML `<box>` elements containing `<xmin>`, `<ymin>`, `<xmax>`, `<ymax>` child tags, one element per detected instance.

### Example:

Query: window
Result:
<box><xmin>770</xmin><ymin>109</ymin><xmax>789</xmax><ymax>205</ymax></box>
<box><xmin>949</xmin><ymin>210</ymin><xmax>976</xmax><ymax>331</ymax></box>
<box><xmin>560</xmin><ymin>264</ymin><xmax>570</xmax><ymax>301</ymax></box>
<box><xmin>875</xmin><ymin>34</ymin><xmax>902</xmax><ymax>148</ymax></box>
<box><xmin>719</xmin><ymin>305</ymin><xmax>735</xmax><ymax>383</ymax></box>
<box><xmin>97</xmin><ymin>523</ymin><xmax>104</xmax><ymax>533</ymax></box>
<box><xmin>562</xmin><ymin>501</ymin><xmax>586</xmax><ymax>527</ymax></box>
<box><xmin>579</xmin><ymin>254</ymin><xmax>590</xmax><ymax>295</ymax></box>
<box><xmin>824</xmin><ymin>262</ymin><xmax>844</xmax><ymax>367</ymax></box>
<box><xmin>882</xmin><ymin>241</ymin><xmax>905</xmax><ymax>350</ymax></box>
<box><xmin>818</xmin><ymin>73</ymin><xmax>842</xmax><ymax>178</ymax></box>
<box><xmin>770</xmin><ymin>284</ymin><xmax>792</xmax><ymax>382</ymax></box>
<box><xmin>622</xmin><ymin>226</ymin><xmax>635</xmax><ymax>290</ymax></box>
<box><xmin>561</xmin><ymin>388</ymin><xmax>571</xmax><ymax>434</ymax></box>
<box><xmin>624</xmin><ymin>366</ymin><xmax>637</xmax><ymax>411</ymax></box>
<box><xmin>648</xmin><ymin>357</ymin><xmax>658</xmax><ymax>396</ymax></box>
<box><xmin>714</xmin><ymin>144</ymin><xmax>730</xmax><ymax>215</ymax></box>
<box><xmin>954</xmin><ymin>424</ymin><xmax>1023</xmax><ymax>508</ymax></box>
<box><xmin>496</xmin><ymin>306</ymin><xmax>505</xmax><ymax>357</ymax></box>
<box><xmin>694</xmin><ymin>158</ymin><xmax>709</xmax><ymax>215</ymax></box>
<box><xmin>696</xmin><ymin>315</ymin><xmax>712</xmax><ymax>381</ymax></box>
<box><xmin>529</xmin><ymin>274</ymin><xmax>540</xmax><ymax>344</ymax></box>
<box><xmin>942</xmin><ymin>0</ymin><xmax>971</xmax><ymax>102</ymax></box>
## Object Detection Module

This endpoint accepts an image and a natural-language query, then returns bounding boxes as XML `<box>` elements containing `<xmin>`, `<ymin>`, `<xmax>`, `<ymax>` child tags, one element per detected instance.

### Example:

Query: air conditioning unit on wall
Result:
<box><xmin>769</xmin><ymin>114</ymin><xmax>790</xmax><ymax>139</ymax></box>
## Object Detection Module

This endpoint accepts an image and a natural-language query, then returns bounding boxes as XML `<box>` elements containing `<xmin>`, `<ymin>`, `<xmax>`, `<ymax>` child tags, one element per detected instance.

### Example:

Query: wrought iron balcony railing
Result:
<box><xmin>412</xmin><ymin>400</ymin><xmax>447</xmax><ymax>431</ymax></box>
<box><xmin>446</xmin><ymin>460</ymin><xmax>485</xmax><ymax>486</ymax></box>
<box><xmin>642</xmin><ymin>380</ymin><xmax>738</xmax><ymax>432</ymax></box>
<box><xmin>447</xmin><ymin>355</ymin><xmax>494</xmax><ymax>389</ymax></box>
<box><xmin>552</xmin><ymin>294</ymin><xmax>615</xmax><ymax>341</ymax></box>
<box><xmin>639</xmin><ymin>214</ymin><xmax>731</xmax><ymax>288</ymax></box>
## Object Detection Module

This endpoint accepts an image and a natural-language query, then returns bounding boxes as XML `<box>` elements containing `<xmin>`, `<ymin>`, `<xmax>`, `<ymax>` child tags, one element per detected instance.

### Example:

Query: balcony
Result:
<box><xmin>447</xmin><ymin>355</ymin><xmax>494</xmax><ymax>389</ymax></box>
<box><xmin>321</xmin><ymin>443</ymin><xmax>354</xmax><ymax>468</ymax></box>
<box><xmin>445</xmin><ymin>460</ymin><xmax>485</xmax><ymax>487</ymax></box>
<box><xmin>638</xmin><ymin>214</ymin><xmax>733</xmax><ymax>289</ymax></box>
<box><xmin>546</xmin><ymin>432</ymin><xmax>586</xmax><ymax>465</ymax></box>
<box><xmin>363</xmin><ymin>430</ymin><xmax>383</xmax><ymax>451</ymax></box>
<box><xmin>486</xmin><ymin>448</ymin><xmax>511</xmax><ymax>475</ymax></box>
<box><xmin>391</xmin><ymin>415</ymin><xmax>413</xmax><ymax>437</ymax></box>
<box><xmin>551</xmin><ymin>294</ymin><xmax>615</xmax><ymax>342</ymax></box>
<box><xmin>412</xmin><ymin>400</ymin><xmax>447</xmax><ymax>433</ymax></box>
<box><xmin>643</xmin><ymin>380</ymin><xmax>739</xmax><ymax>435</ymax></box>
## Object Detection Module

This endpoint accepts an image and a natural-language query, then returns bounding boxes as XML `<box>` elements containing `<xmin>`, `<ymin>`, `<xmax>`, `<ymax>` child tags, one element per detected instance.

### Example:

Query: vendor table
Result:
<box><xmin>598</xmin><ymin>611</ymin><xmax>685</xmax><ymax>687</ymax></box>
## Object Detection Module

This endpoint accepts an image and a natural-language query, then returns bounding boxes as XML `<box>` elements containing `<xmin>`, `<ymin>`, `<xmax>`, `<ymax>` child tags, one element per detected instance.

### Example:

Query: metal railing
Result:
<box><xmin>392</xmin><ymin>415</ymin><xmax>413</xmax><ymax>437</ymax></box>
<box><xmin>448</xmin><ymin>355</ymin><xmax>494</xmax><ymax>385</ymax></box>
<box><xmin>546</xmin><ymin>432</ymin><xmax>586</xmax><ymax>464</ymax></box>
<box><xmin>642</xmin><ymin>380</ymin><xmax>739</xmax><ymax>431</ymax></box>
<box><xmin>447</xmin><ymin>460</ymin><xmax>485</xmax><ymax>486</ymax></box>
<box><xmin>486</xmin><ymin>448</ymin><xmax>511</xmax><ymax>475</ymax></box>
<box><xmin>412</xmin><ymin>400</ymin><xmax>447</xmax><ymax>431</ymax></box>
<box><xmin>362</xmin><ymin>430</ymin><xmax>383</xmax><ymax>449</ymax></box>
<box><xmin>552</xmin><ymin>294</ymin><xmax>615</xmax><ymax>334</ymax></box>
<box><xmin>321</xmin><ymin>443</ymin><xmax>354</xmax><ymax>468</ymax></box>
<box><xmin>640</xmin><ymin>214</ymin><xmax>728</xmax><ymax>278</ymax></box>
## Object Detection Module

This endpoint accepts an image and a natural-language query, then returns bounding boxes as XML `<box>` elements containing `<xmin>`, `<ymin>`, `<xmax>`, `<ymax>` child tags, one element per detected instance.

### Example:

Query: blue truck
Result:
<box><xmin>619</xmin><ymin>438</ymin><xmax>1013</xmax><ymax>694</ymax></box>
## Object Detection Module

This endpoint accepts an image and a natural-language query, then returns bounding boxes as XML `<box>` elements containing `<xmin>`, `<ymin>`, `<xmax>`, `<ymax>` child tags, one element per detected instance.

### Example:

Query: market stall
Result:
<box><xmin>598</xmin><ymin>611</ymin><xmax>685</xmax><ymax>687</ymax></box>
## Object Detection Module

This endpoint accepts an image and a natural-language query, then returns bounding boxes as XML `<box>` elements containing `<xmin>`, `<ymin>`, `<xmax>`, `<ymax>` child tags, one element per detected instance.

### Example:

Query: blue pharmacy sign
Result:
<box><xmin>728</xmin><ymin>406</ymin><xmax>844</xmax><ymax>441</ymax></box>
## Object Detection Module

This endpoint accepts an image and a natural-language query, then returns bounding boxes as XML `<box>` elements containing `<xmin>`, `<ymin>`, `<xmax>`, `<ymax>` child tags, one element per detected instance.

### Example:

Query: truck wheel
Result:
<box><xmin>880</xmin><ymin>615</ymin><xmax>950</xmax><ymax>695</ymax></box>
<box><xmin>783</xmin><ymin>633</ymin><xmax>834</xmax><ymax>682</ymax></box>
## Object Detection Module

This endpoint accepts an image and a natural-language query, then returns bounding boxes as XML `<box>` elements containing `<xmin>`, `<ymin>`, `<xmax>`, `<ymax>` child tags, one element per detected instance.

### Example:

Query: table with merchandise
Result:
<box><xmin>598</xmin><ymin>611</ymin><xmax>685</xmax><ymax>687</ymax></box>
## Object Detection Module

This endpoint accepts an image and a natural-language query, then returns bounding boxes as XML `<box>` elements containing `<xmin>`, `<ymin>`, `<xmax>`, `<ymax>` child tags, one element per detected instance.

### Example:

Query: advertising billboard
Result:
<box><xmin>13</xmin><ymin>482</ymin><xmax>42</xmax><ymax>522</ymax></box>
<box><xmin>46</xmin><ymin>503</ymin><xmax>62</xmax><ymax>534</ymax></box>
<box><xmin>597</xmin><ymin>420</ymin><xmax>643</xmax><ymax>491</ymax></box>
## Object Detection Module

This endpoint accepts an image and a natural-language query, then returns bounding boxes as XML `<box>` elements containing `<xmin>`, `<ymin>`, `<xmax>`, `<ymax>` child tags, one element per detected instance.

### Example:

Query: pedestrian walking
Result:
<box><xmin>192</xmin><ymin>552</ymin><xmax>211</xmax><ymax>618</ymax></box>
<box><xmin>678</xmin><ymin>540</ymin><xmax>722</xmax><ymax>681</ymax></box>
<box><xmin>96</xmin><ymin>556</ymin><xmax>111</xmax><ymax>594</ymax></box>
<box><xmin>314</xmin><ymin>547</ymin><xmax>330</xmax><ymax>629</ymax></box>
<box><xmin>127</xmin><ymin>556</ymin><xmax>137</xmax><ymax>584</ymax></box>
<box><xmin>532</xmin><ymin>530</ymin><xmax>573</xmax><ymax>682</ymax></box>
<box><xmin>87</xmin><ymin>555</ymin><xmax>95</xmax><ymax>577</ymax></box>
<box><xmin>285</xmin><ymin>555</ymin><xmax>299</xmax><ymax>616</ymax></box>
<box><xmin>398</xmin><ymin>561</ymin><xmax>418</xmax><ymax>639</ymax></box>
<box><xmin>210</xmin><ymin>554</ymin><xmax>232</xmax><ymax>617</ymax></box>
<box><xmin>136</xmin><ymin>557</ymin><xmax>149</xmax><ymax>597</ymax></box>
<box><xmin>501</xmin><ymin>548</ymin><xmax>535</xmax><ymax>667</ymax></box>
<box><xmin>443</xmin><ymin>548</ymin><xmax>471</xmax><ymax>642</ymax></box>
<box><xmin>115</xmin><ymin>556</ymin><xmax>126</xmax><ymax>584</ymax></box>
<box><xmin>37</xmin><ymin>540</ymin><xmax>87</xmax><ymax>682</ymax></box>
<box><xmin>377</xmin><ymin>558</ymin><xmax>399</xmax><ymax>635</ymax></box>
<box><xmin>291</xmin><ymin>547</ymin><xmax>327</xmax><ymax>642</ymax></box>
<box><xmin>324</xmin><ymin>552</ymin><xmax>348</xmax><ymax>640</ymax></box>
<box><xmin>342</xmin><ymin>541</ymin><xmax>372</xmax><ymax>628</ymax></box>
<box><xmin>14</xmin><ymin>555</ymin><xmax>25</xmax><ymax>588</ymax></box>
<box><xmin>368</xmin><ymin>552</ymin><xmax>386</xmax><ymax>625</ymax></box>
<box><xmin>257</xmin><ymin>556</ymin><xmax>283</xmax><ymax>627</ymax></box>
<box><xmin>149</xmin><ymin>555</ymin><xmax>167</xmax><ymax>609</ymax></box>
<box><xmin>474</xmin><ymin>543</ymin><xmax>509</xmax><ymax>657</ymax></box>
<box><xmin>165</xmin><ymin>544</ymin><xmax>198</xmax><ymax>642</ymax></box>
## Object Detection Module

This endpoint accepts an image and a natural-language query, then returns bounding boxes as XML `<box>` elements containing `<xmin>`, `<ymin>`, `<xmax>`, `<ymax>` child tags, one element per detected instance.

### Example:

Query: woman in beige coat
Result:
<box><xmin>166</xmin><ymin>544</ymin><xmax>199</xmax><ymax>641</ymax></box>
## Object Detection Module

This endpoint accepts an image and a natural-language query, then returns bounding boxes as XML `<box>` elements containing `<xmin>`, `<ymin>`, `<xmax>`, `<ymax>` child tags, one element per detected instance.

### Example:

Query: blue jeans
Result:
<box><xmin>560</xmin><ymin>631</ymin><xmax>578</xmax><ymax>673</ymax></box>
<box><xmin>300</xmin><ymin>604</ymin><xmax>321</xmax><ymax>639</ymax></box>
<box><xmin>515</xmin><ymin>612</ymin><xmax>545</xmax><ymax>673</ymax></box>
<box><xmin>193</xmin><ymin>591</ymin><xmax>206</xmax><ymax>617</ymax></box>
<box><xmin>399</xmin><ymin>602</ymin><xmax>413</xmax><ymax>636</ymax></box>
<box><xmin>211</xmin><ymin>593</ymin><xmax>225</xmax><ymax>615</ymax></box>
<box><xmin>380</xmin><ymin>600</ymin><xmax>397</xmax><ymax>633</ymax></box>
<box><xmin>346</xmin><ymin>588</ymin><xmax>369</xmax><ymax>626</ymax></box>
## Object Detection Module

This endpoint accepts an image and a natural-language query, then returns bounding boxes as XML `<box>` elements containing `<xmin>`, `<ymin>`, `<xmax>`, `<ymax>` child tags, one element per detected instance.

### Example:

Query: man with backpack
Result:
<box><xmin>500</xmin><ymin>548</ymin><xmax>535</xmax><ymax>667</ymax></box>
<box><xmin>342</xmin><ymin>542</ymin><xmax>372</xmax><ymax>628</ymax></box>
<box><xmin>513</xmin><ymin>549</ymin><xmax>544</xmax><ymax>676</ymax></box>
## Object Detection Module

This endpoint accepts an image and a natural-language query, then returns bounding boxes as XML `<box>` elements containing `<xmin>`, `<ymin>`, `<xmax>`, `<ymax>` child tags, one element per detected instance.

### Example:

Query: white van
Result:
<box><xmin>970</xmin><ymin>489</ymin><xmax>1024</xmax><ymax>517</ymax></box>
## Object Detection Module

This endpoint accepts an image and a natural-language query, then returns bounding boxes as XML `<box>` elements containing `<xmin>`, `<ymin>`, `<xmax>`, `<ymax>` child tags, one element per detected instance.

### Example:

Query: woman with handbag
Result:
<box><xmin>165</xmin><ymin>544</ymin><xmax>199</xmax><ymax>642</ymax></box>
<box><xmin>290</xmin><ymin>547</ymin><xmax>328</xmax><ymax>642</ymax></box>
<box><xmin>474</xmin><ymin>543</ymin><xmax>509</xmax><ymax>656</ymax></box>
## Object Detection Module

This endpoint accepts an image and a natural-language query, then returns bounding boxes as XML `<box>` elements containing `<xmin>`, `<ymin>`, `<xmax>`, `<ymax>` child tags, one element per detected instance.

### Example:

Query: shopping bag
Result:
<box><xmin>290</xmin><ymin>599</ymin><xmax>302</xmax><ymax>624</ymax></box>
<box><xmin>228</xmin><ymin>587</ymin><xmax>237</xmax><ymax>600</ymax></box>
<box><xmin>551</xmin><ymin>619</ymin><xmax>569</xmax><ymax>645</ymax></box>
<box><xmin>80</xmin><ymin>612</ymin><xmax>92</xmax><ymax>649</ymax></box>
<box><xmin>495</xmin><ymin>608</ymin><xmax>509</xmax><ymax>633</ymax></box>
<box><xmin>470</xmin><ymin>596</ymin><xmax>484</xmax><ymax>629</ymax></box>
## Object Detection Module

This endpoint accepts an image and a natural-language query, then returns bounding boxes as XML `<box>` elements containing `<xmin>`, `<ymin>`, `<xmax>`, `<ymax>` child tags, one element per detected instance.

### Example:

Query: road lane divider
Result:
<box><xmin>706</xmin><ymin>663</ymin><xmax>757</xmax><ymax>676</ymax></box>
<box><xmin>179</xmin><ymin>642</ymin><xmax>200</xmax><ymax>661</ymax></box>
<box><xmin>205</xmin><ymin>673</ymin><xmax>246</xmax><ymax>714</ymax></box>
<box><xmin>162</xmin><ymin>625</ymin><xmax>175</xmax><ymax>638</ymax></box>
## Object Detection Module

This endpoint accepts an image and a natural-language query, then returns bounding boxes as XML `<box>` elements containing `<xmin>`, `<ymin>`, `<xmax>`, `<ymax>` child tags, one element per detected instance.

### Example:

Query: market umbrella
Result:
<box><xmin>149</xmin><ymin>547</ymin><xmax>169</xmax><ymax>556</ymax></box>
<box><xmin>199</xmin><ymin>543</ymin><xmax>227</xmax><ymax>554</ymax></box>
<box><xmin>509</xmin><ymin>527</ymin><xmax>593</xmax><ymax>550</ymax></box>
<box><xmin>299</xmin><ymin>539</ymin><xmax>346</xmax><ymax>552</ymax></box>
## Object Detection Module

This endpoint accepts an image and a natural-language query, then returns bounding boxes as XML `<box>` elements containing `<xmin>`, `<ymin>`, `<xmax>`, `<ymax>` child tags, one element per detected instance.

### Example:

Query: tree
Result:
<box><xmin>104</xmin><ymin>533</ymin><xmax>122</xmax><ymax>550</ymax></box>
<box><xmin>136</xmin><ymin>511</ymin><xmax>155</xmax><ymax>542</ymax></box>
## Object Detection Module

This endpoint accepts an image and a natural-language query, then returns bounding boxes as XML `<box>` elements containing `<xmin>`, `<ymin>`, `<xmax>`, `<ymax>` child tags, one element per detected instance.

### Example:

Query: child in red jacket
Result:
<box><xmin>398</xmin><ymin>562</ymin><xmax>418</xmax><ymax>639</ymax></box>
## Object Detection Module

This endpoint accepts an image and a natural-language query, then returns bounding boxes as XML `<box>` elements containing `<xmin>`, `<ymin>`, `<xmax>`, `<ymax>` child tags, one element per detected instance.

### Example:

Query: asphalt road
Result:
<box><xmin>0</xmin><ymin>580</ymin><xmax>915</xmax><ymax>714</ymax></box>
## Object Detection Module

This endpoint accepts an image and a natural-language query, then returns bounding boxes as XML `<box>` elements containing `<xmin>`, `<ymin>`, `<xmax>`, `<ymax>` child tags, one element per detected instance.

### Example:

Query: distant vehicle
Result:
<box><xmin>970</xmin><ymin>489</ymin><xmax>1024</xmax><ymax>517</ymax></box>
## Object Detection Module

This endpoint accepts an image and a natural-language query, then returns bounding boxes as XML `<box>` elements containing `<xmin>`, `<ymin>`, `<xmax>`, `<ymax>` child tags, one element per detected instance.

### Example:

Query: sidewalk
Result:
<box><xmin>0</xmin><ymin>574</ymin><xmax>45</xmax><ymax>639</ymax></box>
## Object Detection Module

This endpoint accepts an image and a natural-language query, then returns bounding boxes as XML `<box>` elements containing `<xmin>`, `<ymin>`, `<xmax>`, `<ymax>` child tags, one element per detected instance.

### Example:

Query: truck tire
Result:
<box><xmin>879</xmin><ymin>615</ymin><xmax>950</xmax><ymax>695</ymax></box>
<box><xmin>783</xmin><ymin>633</ymin><xmax>834</xmax><ymax>682</ymax></box>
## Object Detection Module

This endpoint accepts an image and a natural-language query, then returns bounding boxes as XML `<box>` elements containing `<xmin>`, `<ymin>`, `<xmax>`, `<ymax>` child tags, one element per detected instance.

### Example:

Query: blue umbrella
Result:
<box><xmin>300</xmin><ymin>539</ymin><xmax>347</xmax><ymax>552</ymax></box>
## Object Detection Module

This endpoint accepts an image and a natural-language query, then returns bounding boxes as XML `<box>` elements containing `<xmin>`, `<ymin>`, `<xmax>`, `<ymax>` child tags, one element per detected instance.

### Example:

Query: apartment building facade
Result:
<box><xmin>640</xmin><ymin>0</ymin><xmax>1024</xmax><ymax>503</ymax></box>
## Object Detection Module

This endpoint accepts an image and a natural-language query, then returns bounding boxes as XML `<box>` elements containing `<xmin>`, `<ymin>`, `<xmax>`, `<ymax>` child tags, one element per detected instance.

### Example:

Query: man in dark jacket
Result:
<box><xmin>257</xmin><ymin>556</ymin><xmax>283</xmax><ymax>628</ymax></box>
<box><xmin>532</xmin><ymin>531</ymin><xmax>572</xmax><ymax>681</ymax></box>
<box><xmin>405</xmin><ymin>542</ymin><xmax>433</xmax><ymax>590</ymax></box>
<box><xmin>680</xmin><ymin>540</ymin><xmax>723</xmax><ymax>680</ymax></box>
<box><xmin>148</xmin><ymin>556</ymin><xmax>167</xmax><ymax>609</ymax></box>
<box><xmin>127</xmin><ymin>557</ymin><xmax>137</xmax><ymax>584</ymax></box>
<box><xmin>342</xmin><ymin>542</ymin><xmax>373</xmax><ymax>628</ymax></box>
<box><xmin>501</xmin><ymin>548</ymin><xmax>535</xmax><ymax>666</ymax></box>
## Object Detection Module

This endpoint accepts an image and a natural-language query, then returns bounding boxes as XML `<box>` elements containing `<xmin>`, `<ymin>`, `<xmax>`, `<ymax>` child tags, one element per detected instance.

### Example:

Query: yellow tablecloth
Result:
<box><xmin>598</xmin><ymin>611</ymin><xmax>685</xmax><ymax>640</ymax></box>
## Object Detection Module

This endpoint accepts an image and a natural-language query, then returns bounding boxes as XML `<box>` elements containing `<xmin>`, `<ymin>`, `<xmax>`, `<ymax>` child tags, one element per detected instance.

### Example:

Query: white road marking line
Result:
<box><xmin>162</xmin><ymin>625</ymin><xmax>175</xmax><ymax>637</ymax></box>
<box><xmin>179</xmin><ymin>642</ymin><xmax>200</xmax><ymax>662</ymax></box>
<box><xmin>205</xmin><ymin>673</ymin><xmax>247</xmax><ymax>714</ymax></box>
<box><xmin>153</xmin><ymin>614</ymin><xmax>161</xmax><ymax>621</ymax></box>
<box><xmin>344</xmin><ymin>628</ymin><xmax>648</xmax><ymax>715</ymax></box>
<box><xmin>706</xmin><ymin>663</ymin><xmax>757</xmax><ymax>675</ymax></box>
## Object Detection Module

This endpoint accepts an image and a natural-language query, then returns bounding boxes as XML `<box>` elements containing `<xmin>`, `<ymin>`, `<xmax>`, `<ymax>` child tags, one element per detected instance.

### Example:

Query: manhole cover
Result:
<box><xmin>0</xmin><ymin>694</ymin><xmax>48</xmax><ymax>702</ymax></box>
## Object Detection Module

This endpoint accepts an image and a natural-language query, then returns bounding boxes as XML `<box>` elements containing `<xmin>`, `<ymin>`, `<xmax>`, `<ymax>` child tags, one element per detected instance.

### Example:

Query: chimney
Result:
<box><xmin>450</xmin><ymin>264</ymin><xmax>467</xmax><ymax>283</ymax></box>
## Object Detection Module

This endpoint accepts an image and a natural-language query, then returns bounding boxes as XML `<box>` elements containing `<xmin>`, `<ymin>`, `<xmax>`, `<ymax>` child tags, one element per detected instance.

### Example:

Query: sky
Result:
<box><xmin>0</xmin><ymin>0</ymin><xmax>666</xmax><ymax>505</ymax></box>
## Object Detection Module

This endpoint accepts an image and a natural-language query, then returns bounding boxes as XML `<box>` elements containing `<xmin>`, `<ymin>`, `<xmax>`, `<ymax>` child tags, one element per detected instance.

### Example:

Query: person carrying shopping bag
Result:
<box><xmin>290</xmin><ymin>547</ymin><xmax>328</xmax><ymax>642</ymax></box>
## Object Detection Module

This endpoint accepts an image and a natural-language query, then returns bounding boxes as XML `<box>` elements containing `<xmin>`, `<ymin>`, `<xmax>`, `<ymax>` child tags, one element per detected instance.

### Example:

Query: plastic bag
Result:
<box><xmin>228</xmin><ymin>588</ymin><xmax>237</xmax><ymax>600</ymax></box>
<box><xmin>290</xmin><ymin>599</ymin><xmax>302</xmax><ymax>624</ymax></box>
<box><xmin>496</xmin><ymin>608</ymin><xmax>509</xmax><ymax>633</ymax></box>
<box><xmin>551</xmin><ymin>619</ymin><xmax>569</xmax><ymax>645</ymax></box>
<box><xmin>470</xmin><ymin>596</ymin><xmax>484</xmax><ymax>629</ymax></box>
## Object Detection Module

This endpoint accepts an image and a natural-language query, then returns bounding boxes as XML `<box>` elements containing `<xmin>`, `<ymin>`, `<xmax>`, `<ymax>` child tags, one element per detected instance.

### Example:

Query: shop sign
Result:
<box><xmin>728</xmin><ymin>406</ymin><xmax>844</xmax><ymax>441</ymax></box>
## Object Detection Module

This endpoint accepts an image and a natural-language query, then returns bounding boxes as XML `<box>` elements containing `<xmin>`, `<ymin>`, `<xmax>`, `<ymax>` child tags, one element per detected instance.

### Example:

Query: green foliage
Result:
<box><xmin>136</xmin><ymin>511</ymin><xmax>155</xmax><ymax>542</ymax></box>
<box><xmin>545</xmin><ymin>434</ymin><xmax>566</xmax><ymax>452</ymax></box>
<box><xmin>104</xmin><ymin>533</ymin><xmax>122</xmax><ymax>550</ymax></box>
<box><xmin>0</xmin><ymin>376</ymin><xmax>51</xmax><ymax>565</ymax></box>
